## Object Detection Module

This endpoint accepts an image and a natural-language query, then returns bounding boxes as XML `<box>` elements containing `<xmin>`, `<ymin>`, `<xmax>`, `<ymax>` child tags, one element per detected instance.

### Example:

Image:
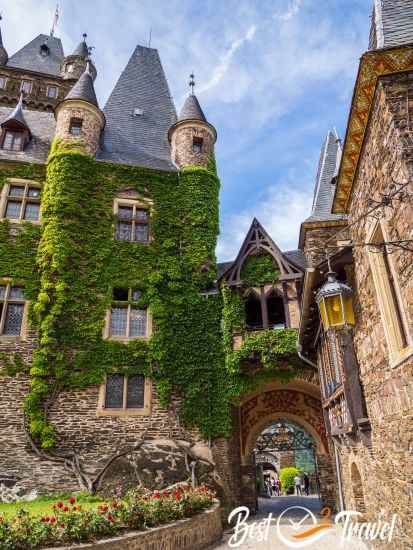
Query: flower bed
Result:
<box><xmin>0</xmin><ymin>485</ymin><xmax>216</xmax><ymax>549</ymax></box>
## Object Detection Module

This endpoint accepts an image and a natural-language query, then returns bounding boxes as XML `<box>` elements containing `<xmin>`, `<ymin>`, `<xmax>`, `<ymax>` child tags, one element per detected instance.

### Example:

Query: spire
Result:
<box><xmin>72</xmin><ymin>33</ymin><xmax>89</xmax><ymax>58</ymax></box>
<box><xmin>178</xmin><ymin>94</ymin><xmax>207</xmax><ymax>123</ymax></box>
<box><xmin>0</xmin><ymin>15</ymin><xmax>8</xmax><ymax>65</ymax></box>
<box><xmin>63</xmin><ymin>62</ymin><xmax>99</xmax><ymax>107</ymax></box>
<box><xmin>2</xmin><ymin>93</ymin><xmax>31</xmax><ymax>135</ymax></box>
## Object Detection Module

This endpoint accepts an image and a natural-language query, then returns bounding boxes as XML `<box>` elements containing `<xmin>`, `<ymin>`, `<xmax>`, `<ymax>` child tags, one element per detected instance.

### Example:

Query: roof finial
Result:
<box><xmin>189</xmin><ymin>73</ymin><xmax>195</xmax><ymax>95</ymax></box>
<box><xmin>50</xmin><ymin>3</ymin><xmax>59</xmax><ymax>37</ymax></box>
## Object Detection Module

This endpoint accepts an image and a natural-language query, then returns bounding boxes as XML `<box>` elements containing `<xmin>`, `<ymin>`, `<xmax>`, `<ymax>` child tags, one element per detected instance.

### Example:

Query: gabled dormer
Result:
<box><xmin>0</xmin><ymin>94</ymin><xmax>31</xmax><ymax>151</ymax></box>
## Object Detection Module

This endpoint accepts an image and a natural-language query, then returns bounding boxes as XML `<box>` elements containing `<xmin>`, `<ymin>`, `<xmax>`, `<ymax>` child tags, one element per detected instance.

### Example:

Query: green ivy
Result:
<box><xmin>240</xmin><ymin>254</ymin><xmax>280</xmax><ymax>287</ymax></box>
<box><xmin>1</xmin><ymin>144</ymin><xmax>302</xmax><ymax>450</ymax></box>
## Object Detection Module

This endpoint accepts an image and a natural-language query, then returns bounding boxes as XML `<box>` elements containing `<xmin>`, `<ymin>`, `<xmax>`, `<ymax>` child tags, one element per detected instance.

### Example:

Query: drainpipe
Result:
<box><xmin>297</xmin><ymin>343</ymin><xmax>318</xmax><ymax>369</ymax></box>
<box><xmin>334</xmin><ymin>441</ymin><xmax>345</xmax><ymax>512</ymax></box>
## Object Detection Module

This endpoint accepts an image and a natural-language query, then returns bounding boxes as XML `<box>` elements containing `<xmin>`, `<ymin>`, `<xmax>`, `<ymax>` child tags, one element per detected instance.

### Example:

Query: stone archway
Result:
<box><xmin>238</xmin><ymin>388</ymin><xmax>337</xmax><ymax>512</ymax></box>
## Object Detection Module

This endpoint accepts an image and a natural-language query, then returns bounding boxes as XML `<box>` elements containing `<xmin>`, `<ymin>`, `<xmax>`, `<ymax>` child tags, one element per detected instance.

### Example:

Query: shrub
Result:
<box><xmin>280</xmin><ymin>467</ymin><xmax>300</xmax><ymax>495</ymax></box>
<box><xmin>0</xmin><ymin>486</ymin><xmax>215</xmax><ymax>549</ymax></box>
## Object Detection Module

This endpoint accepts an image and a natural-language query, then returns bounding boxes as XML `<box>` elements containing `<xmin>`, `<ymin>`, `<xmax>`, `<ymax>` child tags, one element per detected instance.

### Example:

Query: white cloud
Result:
<box><xmin>196</xmin><ymin>25</ymin><xmax>256</xmax><ymax>96</ymax></box>
<box><xmin>276</xmin><ymin>0</ymin><xmax>302</xmax><ymax>21</ymax></box>
<box><xmin>217</xmin><ymin>182</ymin><xmax>314</xmax><ymax>261</ymax></box>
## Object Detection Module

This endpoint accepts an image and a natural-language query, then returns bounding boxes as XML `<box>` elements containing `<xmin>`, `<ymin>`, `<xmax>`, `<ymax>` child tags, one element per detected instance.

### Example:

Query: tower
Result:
<box><xmin>60</xmin><ymin>34</ymin><xmax>96</xmax><ymax>81</ymax></box>
<box><xmin>0</xmin><ymin>16</ymin><xmax>8</xmax><ymax>66</ymax></box>
<box><xmin>54</xmin><ymin>62</ymin><xmax>105</xmax><ymax>156</ymax></box>
<box><xmin>168</xmin><ymin>75</ymin><xmax>216</xmax><ymax>169</ymax></box>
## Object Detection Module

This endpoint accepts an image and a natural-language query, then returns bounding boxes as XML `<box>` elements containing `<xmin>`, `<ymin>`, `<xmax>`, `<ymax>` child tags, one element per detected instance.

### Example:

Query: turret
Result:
<box><xmin>0</xmin><ymin>16</ymin><xmax>9</xmax><ymax>66</ymax></box>
<box><xmin>54</xmin><ymin>62</ymin><xmax>105</xmax><ymax>156</ymax></box>
<box><xmin>168</xmin><ymin>74</ymin><xmax>216</xmax><ymax>169</ymax></box>
<box><xmin>60</xmin><ymin>33</ymin><xmax>96</xmax><ymax>81</ymax></box>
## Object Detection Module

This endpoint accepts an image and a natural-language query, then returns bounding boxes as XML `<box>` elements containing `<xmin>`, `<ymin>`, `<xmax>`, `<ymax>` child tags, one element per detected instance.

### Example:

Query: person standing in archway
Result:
<box><xmin>303</xmin><ymin>472</ymin><xmax>310</xmax><ymax>496</ymax></box>
<box><xmin>294</xmin><ymin>474</ymin><xmax>302</xmax><ymax>496</ymax></box>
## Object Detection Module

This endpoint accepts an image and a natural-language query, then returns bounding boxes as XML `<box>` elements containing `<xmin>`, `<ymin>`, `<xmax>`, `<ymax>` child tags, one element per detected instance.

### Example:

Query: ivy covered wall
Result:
<box><xmin>0</xmin><ymin>144</ymin><xmax>303</xmax><ymax>452</ymax></box>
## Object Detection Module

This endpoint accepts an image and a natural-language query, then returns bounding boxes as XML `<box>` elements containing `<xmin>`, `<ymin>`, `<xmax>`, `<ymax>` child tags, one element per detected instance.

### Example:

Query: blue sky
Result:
<box><xmin>6</xmin><ymin>0</ymin><xmax>371</xmax><ymax>260</ymax></box>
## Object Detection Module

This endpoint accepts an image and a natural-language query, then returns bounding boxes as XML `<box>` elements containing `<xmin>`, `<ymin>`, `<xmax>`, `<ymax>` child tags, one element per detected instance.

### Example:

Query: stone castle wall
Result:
<box><xmin>338</xmin><ymin>72</ymin><xmax>413</xmax><ymax>549</ymax></box>
<box><xmin>171</xmin><ymin>124</ymin><xmax>215</xmax><ymax>168</ymax></box>
<box><xmin>55</xmin><ymin>103</ymin><xmax>104</xmax><ymax>156</ymax></box>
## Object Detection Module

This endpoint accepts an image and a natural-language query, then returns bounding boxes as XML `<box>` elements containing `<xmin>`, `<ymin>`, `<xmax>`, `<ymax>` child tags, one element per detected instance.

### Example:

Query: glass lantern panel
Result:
<box><xmin>326</xmin><ymin>294</ymin><xmax>344</xmax><ymax>327</ymax></box>
<box><xmin>319</xmin><ymin>299</ymin><xmax>329</xmax><ymax>330</ymax></box>
<box><xmin>343</xmin><ymin>294</ymin><xmax>355</xmax><ymax>325</ymax></box>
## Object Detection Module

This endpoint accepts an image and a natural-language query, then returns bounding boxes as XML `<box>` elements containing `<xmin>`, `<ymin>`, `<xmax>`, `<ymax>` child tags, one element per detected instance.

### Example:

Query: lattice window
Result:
<box><xmin>115</xmin><ymin>201</ymin><xmax>150</xmax><ymax>243</ymax></box>
<box><xmin>46</xmin><ymin>86</ymin><xmax>58</xmax><ymax>99</ymax></box>
<box><xmin>104</xmin><ymin>373</ymin><xmax>146</xmax><ymax>410</ymax></box>
<box><xmin>108</xmin><ymin>287</ymin><xmax>147</xmax><ymax>339</ymax></box>
<box><xmin>2</xmin><ymin>130</ymin><xmax>24</xmax><ymax>152</ymax></box>
<box><xmin>0</xmin><ymin>284</ymin><xmax>25</xmax><ymax>336</ymax></box>
<box><xmin>2</xmin><ymin>182</ymin><xmax>41</xmax><ymax>221</ymax></box>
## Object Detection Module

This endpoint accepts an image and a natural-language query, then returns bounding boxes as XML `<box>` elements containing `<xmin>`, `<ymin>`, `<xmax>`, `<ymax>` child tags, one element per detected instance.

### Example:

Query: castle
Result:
<box><xmin>0</xmin><ymin>1</ymin><xmax>412</xmax><ymax>548</ymax></box>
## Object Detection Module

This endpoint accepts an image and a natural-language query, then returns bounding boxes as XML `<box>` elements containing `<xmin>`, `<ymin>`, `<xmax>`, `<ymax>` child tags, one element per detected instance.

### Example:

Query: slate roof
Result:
<box><xmin>7</xmin><ymin>34</ymin><xmax>64</xmax><ymax>77</ymax></box>
<box><xmin>369</xmin><ymin>0</ymin><xmax>413</xmax><ymax>49</ymax></box>
<box><xmin>72</xmin><ymin>39</ymin><xmax>89</xmax><ymax>58</ymax></box>
<box><xmin>284</xmin><ymin>249</ymin><xmax>307</xmax><ymax>269</ymax></box>
<box><xmin>178</xmin><ymin>94</ymin><xmax>207</xmax><ymax>123</ymax></box>
<box><xmin>303</xmin><ymin>129</ymin><xmax>346</xmax><ymax>223</ymax></box>
<box><xmin>1</xmin><ymin>95</ymin><xmax>30</xmax><ymax>132</ymax></box>
<box><xmin>64</xmin><ymin>64</ymin><xmax>98</xmax><ymax>107</ymax></box>
<box><xmin>97</xmin><ymin>45</ymin><xmax>177</xmax><ymax>171</ymax></box>
<box><xmin>0</xmin><ymin>105</ymin><xmax>55</xmax><ymax>164</ymax></box>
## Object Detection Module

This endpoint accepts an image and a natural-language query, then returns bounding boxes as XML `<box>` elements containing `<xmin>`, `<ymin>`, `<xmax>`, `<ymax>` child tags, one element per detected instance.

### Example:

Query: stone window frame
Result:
<box><xmin>113</xmin><ymin>197</ymin><xmax>152</xmax><ymax>244</ymax></box>
<box><xmin>0</xmin><ymin>179</ymin><xmax>42</xmax><ymax>224</ymax></box>
<box><xmin>20</xmin><ymin>79</ymin><xmax>33</xmax><ymax>94</ymax></box>
<box><xmin>46</xmin><ymin>85</ymin><xmax>58</xmax><ymax>99</ymax></box>
<box><xmin>367</xmin><ymin>219</ymin><xmax>412</xmax><ymax>367</ymax></box>
<box><xmin>192</xmin><ymin>136</ymin><xmax>203</xmax><ymax>153</ymax></box>
<box><xmin>0</xmin><ymin>279</ymin><xmax>28</xmax><ymax>340</ymax></box>
<box><xmin>69</xmin><ymin>118</ymin><xmax>83</xmax><ymax>136</ymax></box>
<box><xmin>103</xmin><ymin>287</ymin><xmax>153</xmax><ymax>342</ymax></box>
<box><xmin>96</xmin><ymin>374</ymin><xmax>151</xmax><ymax>417</ymax></box>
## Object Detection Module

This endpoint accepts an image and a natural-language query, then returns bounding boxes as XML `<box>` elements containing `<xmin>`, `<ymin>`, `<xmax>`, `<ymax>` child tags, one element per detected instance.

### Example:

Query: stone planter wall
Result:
<box><xmin>48</xmin><ymin>502</ymin><xmax>222</xmax><ymax>550</ymax></box>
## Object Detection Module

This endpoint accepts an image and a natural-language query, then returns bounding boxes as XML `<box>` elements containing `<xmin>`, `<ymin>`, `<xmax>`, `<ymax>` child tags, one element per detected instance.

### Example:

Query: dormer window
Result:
<box><xmin>66</xmin><ymin>63</ymin><xmax>74</xmax><ymax>73</ymax></box>
<box><xmin>2</xmin><ymin>130</ymin><xmax>23</xmax><ymax>152</ymax></box>
<box><xmin>20</xmin><ymin>80</ymin><xmax>32</xmax><ymax>94</ymax></box>
<box><xmin>40</xmin><ymin>43</ymin><xmax>50</xmax><ymax>57</ymax></box>
<box><xmin>47</xmin><ymin>86</ymin><xmax>58</xmax><ymax>99</ymax></box>
<box><xmin>69</xmin><ymin>118</ymin><xmax>82</xmax><ymax>136</ymax></box>
<box><xmin>192</xmin><ymin>136</ymin><xmax>203</xmax><ymax>153</ymax></box>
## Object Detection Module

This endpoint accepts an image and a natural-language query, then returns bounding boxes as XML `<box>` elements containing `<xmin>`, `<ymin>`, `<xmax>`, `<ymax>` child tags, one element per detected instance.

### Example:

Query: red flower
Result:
<box><xmin>153</xmin><ymin>491</ymin><xmax>161</xmax><ymax>499</ymax></box>
<box><xmin>111</xmin><ymin>501</ymin><xmax>118</xmax><ymax>509</ymax></box>
<box><xmin>60</xmin><ymin>523</ymin><xmax>65</xmax><ymax>529</ymax></box>
<box><xmin>69</xmin><ymin>497</ymin><xmax>76</xmax><ymax>505</ymax></box>
<box><xmin>163</xmin><ymin>490</ymin><xmax>169</xmax><ymax>497</ymax></box>
<box><xmin>107</xmin><ymin>514</ymin><xmax>114</xmax><ymax>522</ymax></box>
<box><xmin>50</xmin><ymin>517</ymin><xmax>57</xmax><ymax>524</ymax></box>
<box><xmin>57</xmin><ymin>502</ymin><xmax>64</xmax><ymax>509</ymax></box>
<box><xmin>63</xmin><ymin>506</ymin><xmax>69</xmax><ymax>512</ymax></box>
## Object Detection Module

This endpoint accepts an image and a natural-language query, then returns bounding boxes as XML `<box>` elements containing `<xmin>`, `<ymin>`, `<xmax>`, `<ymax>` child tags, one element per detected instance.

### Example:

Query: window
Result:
<box><xmin>2</xmin><ymin>182</ymin><xmax>41</xmax><ymax>221</ymax></box>
<box><xmin>245</xmin><ymin>292</ymin><xmax>263</xmax><ymax>329</ymax></box>
<box><xmin>20</xmin><ymin>80</ymin><xmax>32</xmax><ymax>94</ymax></box>
<box><xmin>98</xmin><ymin>373</ymin><xmax>151</xmax><ymax>416</ymax></box>
<box><xmin>245</xmin><ymin>289</ymin><xmax>286</xmax><ymax>330</ymax></box>
<box><xmin>108</xmin><ymin>287</ymin><xmax>148</xmax><ymax>339</ymax></box>
<box><xmin>0</xmin><ymin>284</ymin><xmax>25</xmax><ymax>336</ymax></box>
<box><xmin>192</xmin><ymin>136</ymin><xmax>203</xmax><ymax>153</ymax></box>
<box><xmin>69</xmin><ymin>118</ymin><xmax>82</xmax><ymax>136</ymax></box>
<box><xmin>369</xmin><ymin>222</ymin><xmax>410</xmax><ymax>364</ymax></box>
<box><xmin>0</xmin><ymin>76</ymin><xmax>6</xmax><ymax>90</ymax></box>
<box><xmin>47</xmin><ymin>86</ymin><xmax>58</xmax><ymax>99</ymax></box>
<box><xmin>2</xmin><ymin>131</ymin><xmax>24</xmax><ymax>152</ymax></box>
<box><xmin>115</xmin><ymin>202</ymin><xmax>150</xmax><ymax>243</ymax></box>
<box><xmin>66</xmin><ymin>63</ymin><xmax>74</xmax><ymax>73</ymax></box>
<box><xmin>105</xmin><ymin>374</ymin><xmax>146</xmax><ymax>409</ymax></box>
<box><xmin>267</xmin><ymin>291</ymin><xmax>286</xmax><ymax>329</ymax></box>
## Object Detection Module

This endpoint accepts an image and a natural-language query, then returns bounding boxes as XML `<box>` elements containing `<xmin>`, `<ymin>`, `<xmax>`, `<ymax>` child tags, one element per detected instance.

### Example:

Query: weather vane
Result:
<box><xmin>50</xmin><ymin>3</ymin><xmax>59</xmax><ymax>37</ymax></box>
<box><xmin>189</xmin><ymin>73</ymin><xmax>195</xmax><ymax>95</ymax></box>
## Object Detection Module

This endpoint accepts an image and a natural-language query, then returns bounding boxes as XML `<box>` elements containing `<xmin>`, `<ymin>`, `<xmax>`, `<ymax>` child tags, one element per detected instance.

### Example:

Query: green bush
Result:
<box><xmin>280</xmin><ymin>467</ymin><xmax>300</xmax><ymax>495</ymax></box>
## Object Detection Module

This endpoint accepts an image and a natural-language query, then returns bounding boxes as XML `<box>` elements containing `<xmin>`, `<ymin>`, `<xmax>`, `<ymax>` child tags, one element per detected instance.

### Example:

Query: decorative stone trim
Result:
<box><xmin>48</xmin><ymin>502</ymin><xmax>222</xmax><ymax>550</ymax></box>
<box><xmin>96</xmin><ymin>375</ymin><xmax>152</xmax><ymax>417</ymax></box>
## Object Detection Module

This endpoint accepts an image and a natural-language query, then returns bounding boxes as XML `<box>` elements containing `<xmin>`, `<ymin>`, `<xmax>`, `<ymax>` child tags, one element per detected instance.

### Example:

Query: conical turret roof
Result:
<box><xmin>72</xmin><ymin>35</ymin><xmax>89</xmax><ymax>58</ymax></box>
<box><xmin>2</xmin><ymin>94</ymin><xmax>31</xmax><ymax>135</ymax></box>
<box><xmin>0</xmin><ymin>17</ymin><xmax>8</xmax><ymax>65</ymax></box>
<box><xmin>178</xmin><ymin>94</ymin><xmax>207</xmax><ymax>123</ymax></box>
<box><xmin>64</xmin><ymin>62</ymin><xmax>98</xmax><ymax>107</ymax></box>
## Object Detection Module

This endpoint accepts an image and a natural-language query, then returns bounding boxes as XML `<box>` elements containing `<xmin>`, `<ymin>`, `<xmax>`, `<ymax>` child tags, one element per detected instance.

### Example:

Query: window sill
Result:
<box><xmin>0</xmin><ymin>335</ymin><xmax>23</xmax><ymax>342</ymax></box>
<box><xmin>106</xmin><ymin>335</ymin><xmax>149</xmax><ymax>343</ymax></box>
<box><xmin>96</xmin><ymin>407</ymin><xmax>150</xmax><ymax>417</ymax></box>
<box><xmin>1</xmin><ymin>218</ymin><xmax>41</xmax><ymax>225</ymax></box>
<box><xmin>390</xmin><ymin>346</ymin><xmax>413</xmax><ymax>369</ymax></box>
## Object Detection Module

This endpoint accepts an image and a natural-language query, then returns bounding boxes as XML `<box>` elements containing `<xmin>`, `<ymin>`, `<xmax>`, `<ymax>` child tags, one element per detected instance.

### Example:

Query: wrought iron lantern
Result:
<box><xmin>316</xmin><ymin>271</ymin><xmax>355</xmax><ymax>330</ymax></box>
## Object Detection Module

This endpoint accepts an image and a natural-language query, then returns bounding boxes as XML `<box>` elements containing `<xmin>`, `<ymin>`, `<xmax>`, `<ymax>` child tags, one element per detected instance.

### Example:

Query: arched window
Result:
<box><xmin>245</xmin><ymin>292</ymin><xmax>263</xmax><ymax>329</ymax></box>
<box><xmin>267</xmin><ymin>291</ymin><xmax>286</xmax><ymax>329</ymax></box>
<box><xmin>351</xmin><ymin>463</ymin><xmax>366</xmax><ymax>513</ymax></box>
